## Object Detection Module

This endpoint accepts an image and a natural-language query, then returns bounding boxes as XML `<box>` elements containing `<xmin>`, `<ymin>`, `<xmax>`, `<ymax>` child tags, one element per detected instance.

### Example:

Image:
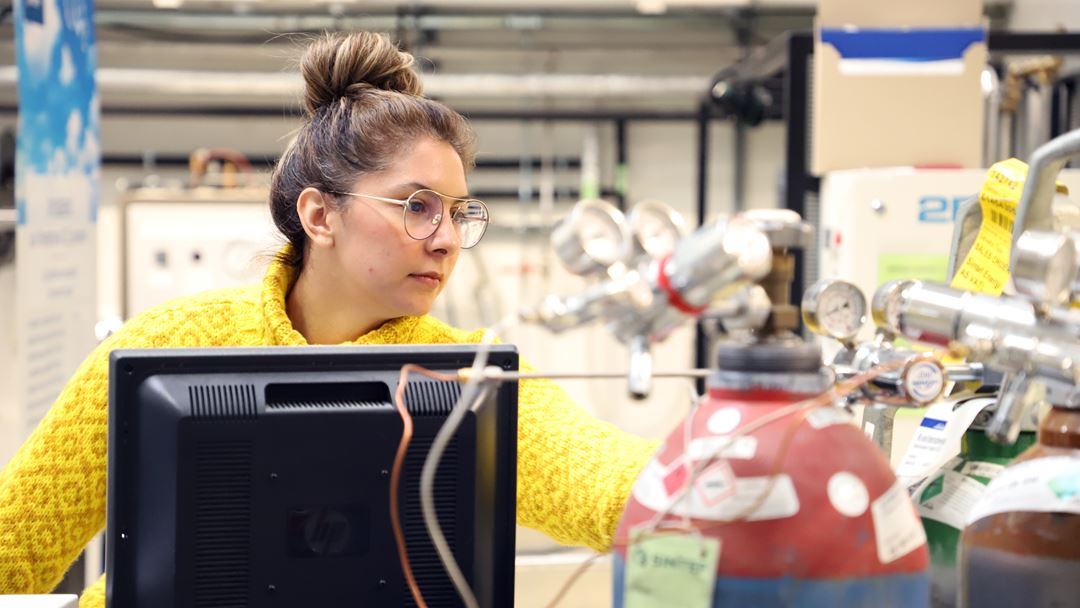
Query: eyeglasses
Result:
<box><xmin>331</xmin><ymin>188</ymin><xmax>489</xmax><ymax>249</ymax></box>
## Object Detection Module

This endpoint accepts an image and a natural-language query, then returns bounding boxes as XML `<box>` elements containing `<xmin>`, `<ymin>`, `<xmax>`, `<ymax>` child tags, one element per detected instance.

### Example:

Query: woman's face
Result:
<box><xmin>327</xmin><ymin>137</ymin><xmax>468</xmax><ymax>319</ymax></box>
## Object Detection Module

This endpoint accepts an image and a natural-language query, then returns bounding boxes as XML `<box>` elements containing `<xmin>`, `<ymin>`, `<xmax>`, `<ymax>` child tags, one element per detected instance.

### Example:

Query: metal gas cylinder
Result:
<box><xmin>914</xmin><ymin>398</ymin><xmax>1037</xmax><ymax>608</ymax></box>
<box><xmin>612</xmin><ymin>339</ymin><xmax>929</xmax><ymax>606</ymax></box>
<box><xmin>958</xmin><ymin>403</ymin><xmax>1080</xmax><ymax>608</ymax></box>
<box><xmin>611</xmin><ymin>236</ymin><xmax>929</xmax><ymax>607</ymax></box>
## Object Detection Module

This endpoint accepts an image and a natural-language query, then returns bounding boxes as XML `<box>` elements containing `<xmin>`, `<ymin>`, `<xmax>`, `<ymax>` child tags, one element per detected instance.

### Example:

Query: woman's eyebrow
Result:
<box><xmin>392</xmin><ymin>181</ymin><xmax>470</xmax><ymax>199</ymax></box>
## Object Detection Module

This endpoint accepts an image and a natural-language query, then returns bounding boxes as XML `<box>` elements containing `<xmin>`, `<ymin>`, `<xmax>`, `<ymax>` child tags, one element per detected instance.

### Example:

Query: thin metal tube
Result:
<box><xmin>463</xmin><ymin>369</ymin><xmax>713</xmax><ymax>381</ymax></box>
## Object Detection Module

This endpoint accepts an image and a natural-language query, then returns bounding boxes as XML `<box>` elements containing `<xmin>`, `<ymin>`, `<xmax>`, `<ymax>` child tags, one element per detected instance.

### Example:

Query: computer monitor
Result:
<box><xmin>105</xmin><ymin>344</ymin><xmax>519</xmax><ymax>608</ymax></box>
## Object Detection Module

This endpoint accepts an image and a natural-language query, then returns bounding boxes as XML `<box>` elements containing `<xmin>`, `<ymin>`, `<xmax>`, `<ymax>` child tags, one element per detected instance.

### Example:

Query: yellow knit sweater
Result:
<box><xmin>0</xmin><ymin>255</ymin><xmax>659</xmax><ymax>606</ymax></box>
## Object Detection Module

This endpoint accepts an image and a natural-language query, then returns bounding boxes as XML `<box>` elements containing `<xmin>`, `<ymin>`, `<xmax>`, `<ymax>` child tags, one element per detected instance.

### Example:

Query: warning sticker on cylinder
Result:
<box><xmin>656</xmin><ymin>438</ymin><xmax>758</xmax><ymax>497</ymax></box>
<box><xmin>693</xmin><ymin>461</ymin><xmax>737</xmax><ymax>507</ymax></box>
<box><xmin>871</xmin><ymin>479</ymin><xmax>927</xmax><ymax>565</ymax></box>
<box><xmin>634</xmin><ymin>461</ymin><xmax>800</xmax><ymax>523</ymax></box>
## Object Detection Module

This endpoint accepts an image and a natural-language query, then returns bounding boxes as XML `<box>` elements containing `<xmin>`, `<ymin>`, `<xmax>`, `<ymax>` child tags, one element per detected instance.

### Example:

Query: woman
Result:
<box><xmin>0</xmin><ymin>31</ymin><xmax>658</xmax><ymax>606</ymax></box>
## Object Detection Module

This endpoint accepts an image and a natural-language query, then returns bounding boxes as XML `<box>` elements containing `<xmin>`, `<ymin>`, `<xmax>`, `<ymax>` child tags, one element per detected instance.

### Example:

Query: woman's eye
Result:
<box><xmin>408</xmin><ymin>192</ymin><xmax>442</xmax><ymax>215</ymax></box>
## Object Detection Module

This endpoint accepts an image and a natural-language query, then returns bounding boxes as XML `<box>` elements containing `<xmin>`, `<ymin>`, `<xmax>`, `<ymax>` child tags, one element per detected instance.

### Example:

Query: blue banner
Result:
<box><xmin>16</xmin><ymin>0</ymin><xmax>99</xmax><ymax>223</ymax></box>
<box><xmin>9</xmin><ymin>0</ymin><xmax>99</xmax><ymax>457</ymax></box>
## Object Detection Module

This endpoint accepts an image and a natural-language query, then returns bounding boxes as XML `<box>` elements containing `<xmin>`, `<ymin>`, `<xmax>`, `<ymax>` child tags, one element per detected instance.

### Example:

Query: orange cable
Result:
<box><xmin>390</xmin><ymin>364</ymin><xmax>458</xmax><ymax>608</ymax></box>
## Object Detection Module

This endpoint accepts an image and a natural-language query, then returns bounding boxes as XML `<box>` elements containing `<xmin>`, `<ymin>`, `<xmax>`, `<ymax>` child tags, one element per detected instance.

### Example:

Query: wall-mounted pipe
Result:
<box><xmin>0</xmin><ymin>66</ymin><xmax>708</xmax><ymax>100</ymax></box>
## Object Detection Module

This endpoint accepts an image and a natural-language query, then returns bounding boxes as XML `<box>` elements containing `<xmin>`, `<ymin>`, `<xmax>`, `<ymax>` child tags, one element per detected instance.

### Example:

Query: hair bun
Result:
<box><xmin>300</xmin><ymin>32</ymin><xmax>422</xmax><ymax>117</ymax></box>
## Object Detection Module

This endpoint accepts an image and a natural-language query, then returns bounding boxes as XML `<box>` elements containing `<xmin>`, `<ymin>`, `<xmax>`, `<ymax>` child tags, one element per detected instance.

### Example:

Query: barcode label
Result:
<box><xmin>986</xmin><ymin>209</ymin><xmax>1013</xmax><ymax>232</ymax></box>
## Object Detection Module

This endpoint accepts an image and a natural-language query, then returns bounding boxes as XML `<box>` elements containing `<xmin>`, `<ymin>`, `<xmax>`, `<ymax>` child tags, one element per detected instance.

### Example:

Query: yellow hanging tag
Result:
<box><xmin>624</xmin><ymin>530</ymin><xmax>720</xmax><ymax>608</ymax></box>
<box><xmin>950</xmin><ymin>158</ymin><xmax>1028</xmax><ymax>295</ymax></box>
<box><xmin>950</xmin><ymin>159</ymin><xmax>1071</xmax><ymax>296</ymax></box>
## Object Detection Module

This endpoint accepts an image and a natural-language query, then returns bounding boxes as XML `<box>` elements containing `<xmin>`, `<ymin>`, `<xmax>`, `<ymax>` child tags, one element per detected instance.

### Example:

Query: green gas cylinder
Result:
<box><xmin>917</xmin><ymin>424</ymin><xmax>1036</xmax><ymax>608</ymax></box>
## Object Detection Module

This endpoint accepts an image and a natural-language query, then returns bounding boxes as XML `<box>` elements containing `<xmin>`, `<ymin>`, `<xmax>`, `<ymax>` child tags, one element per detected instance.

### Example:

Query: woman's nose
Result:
<box><xmin>426</xmin><ymin>210</ymin><xmax>460</xmax><ymax>254</ymax></box>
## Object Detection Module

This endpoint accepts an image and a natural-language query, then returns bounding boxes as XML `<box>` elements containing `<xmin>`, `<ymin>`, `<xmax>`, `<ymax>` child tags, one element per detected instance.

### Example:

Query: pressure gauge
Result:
<box><xmin>899</xmin><ymin>357</ymin><xmax>947</xmax><ymax>406</ymax></box>
<box><xmin>550</xmin><ymin>199</ymin><xmax>632</xmax><ymax>276</ymax></box>
<box><xmin>872</xmin><ymin>280</ymin><xmax>915</xmax><ymax>334</ymax></box>
<box><xmin>802</xmin><ymin>279</ymin><xmax>867</xmax><ymax>341</ymax></box>
<box><xmin>627</xmin><ymin>200</ymin><xmax>688</xmax><ymax>260</ymax></box>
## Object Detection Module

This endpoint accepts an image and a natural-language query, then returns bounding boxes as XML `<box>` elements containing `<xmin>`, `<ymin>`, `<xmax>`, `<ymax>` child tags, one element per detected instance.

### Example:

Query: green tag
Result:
<box><xmin>624</xmin><ymin>531</ymin><xmax>720</xmax><ymax>608</ymax></box>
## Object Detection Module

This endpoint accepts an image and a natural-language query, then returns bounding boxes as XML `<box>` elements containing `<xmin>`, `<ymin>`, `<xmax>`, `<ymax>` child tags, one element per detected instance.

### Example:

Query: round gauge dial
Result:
<box><xmin>901</xmin><ymin>358</ymin><xmax>947</xmax><ymax>405</ymax></box>
<box><xmin>871</xmin><ymin>280</ymin><xmax>915</xmax><ymax>333</ymax></box>
<box><xmin>802</xmin><ymin>279</ymin><xmax>867</xmax><ymax>341</ymax></box>
<box><xmin>628</xmin><ymin>200</ymin><xmax>687</xmax><ymax>260</ymax></box>
<box><xmin>551</xmin><ymin>199</ymin><xmax>631</xmax><ymax>275</ymax></box>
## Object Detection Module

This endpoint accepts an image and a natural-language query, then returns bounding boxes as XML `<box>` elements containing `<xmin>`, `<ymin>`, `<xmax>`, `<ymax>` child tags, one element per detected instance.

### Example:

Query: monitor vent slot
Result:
<box><xmin>193</xmin><ymin>441</ymin><xmax>253</xmax><ymax>607</ymax></box>
<box><xmin>402</xmin><ymin>435</ymin><xmax>462</xmax><ymax>606</ymax></box>
<box><xmin>403</xmin><ymin>381</ymin><xmax>462</xmax><ymax>417</ymax></box>
<box><xmin>266</xmin><ymin>382</ymin><xmax>391</xmax><ymax>410</ymax></box>
<box><xmin>189</xmin><ymin>385</ymin><xmax>257</xmax><ymax>420</ymax></box>
<box><xmin>265</xmin><ymin>399</ymin><xmax>387</xmax><ymax>410</ymax></box>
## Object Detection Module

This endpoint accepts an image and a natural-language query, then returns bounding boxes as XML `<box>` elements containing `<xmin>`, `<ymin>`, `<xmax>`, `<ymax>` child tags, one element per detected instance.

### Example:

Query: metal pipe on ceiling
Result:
<box><xmin>0</xmin><ymin>65</ymin><xmax>708</xmax><ymax>99</ymax></box>
<box><xmin>89</xmin><ymin>4</ymin><xmax>814</xmax><ymax>35</ymax></box>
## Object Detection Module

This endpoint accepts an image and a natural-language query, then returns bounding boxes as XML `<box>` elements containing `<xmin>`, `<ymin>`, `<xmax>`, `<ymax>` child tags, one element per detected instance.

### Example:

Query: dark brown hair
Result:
<box><xmin>270</xmin><ymin>32</ymin><xmax>477</xmax><ymax>269</ymax></box>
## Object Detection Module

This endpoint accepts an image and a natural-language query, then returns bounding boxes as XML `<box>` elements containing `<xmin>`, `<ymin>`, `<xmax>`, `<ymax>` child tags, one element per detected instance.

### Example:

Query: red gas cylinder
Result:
<box><xmin>612</xmin><ymin>340</ymin><xmax>929</xmax><ymax>607</ymax></box>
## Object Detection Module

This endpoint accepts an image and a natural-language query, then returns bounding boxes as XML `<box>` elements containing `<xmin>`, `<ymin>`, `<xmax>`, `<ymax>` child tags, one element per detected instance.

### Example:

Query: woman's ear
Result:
<box><xmin>296</xmin><ymin>187</ymin><xmax>336</xmax><ymax>248</ymax></box>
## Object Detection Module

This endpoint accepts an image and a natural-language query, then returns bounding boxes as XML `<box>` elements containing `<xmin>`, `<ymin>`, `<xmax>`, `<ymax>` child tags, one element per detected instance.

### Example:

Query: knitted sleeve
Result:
<box><xmin>512</xmin><ymin>360</ymin><xmax>660</xmax><ymax>552</ymax></box>
<box><xmin>0</xmin><ymin>334</ymin><xmax>117</xmax><ymax>593</ymax></box>
<box><xmin>0</xmin><ymin>298</ymin><xmax>198</xmax><ymax>596</ymax></box>
<box><xmin>0</xmin><ymin>289</ymin><xmax>257</xmax><ymax>601</ymax></box>
<box><xmin>0</xmin><ymin>313</ymin><xmax>179</xmax><ymax>597</ymax></box>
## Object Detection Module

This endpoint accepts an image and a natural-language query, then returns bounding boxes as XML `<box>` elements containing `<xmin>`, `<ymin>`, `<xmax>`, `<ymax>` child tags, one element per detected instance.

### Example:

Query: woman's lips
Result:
<box><xmin>409</xmin><ymin>273</ymin><xmax>442</xmax><ymax>288</ymax></box>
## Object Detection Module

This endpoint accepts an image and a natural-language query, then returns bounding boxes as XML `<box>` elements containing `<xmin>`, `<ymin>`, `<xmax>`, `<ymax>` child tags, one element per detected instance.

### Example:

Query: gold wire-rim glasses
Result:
<box><xmin>329</xmin><ymin>188</ymin><xmax>490</xmax><ymax>249</ymax></box>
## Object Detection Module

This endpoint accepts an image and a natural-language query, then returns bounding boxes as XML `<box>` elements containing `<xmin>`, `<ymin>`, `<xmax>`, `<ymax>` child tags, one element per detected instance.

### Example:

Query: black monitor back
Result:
<box><xmin>106</xmin><ymin>345</ymin><xmax>518</xmax><ymax>608</ymax></box>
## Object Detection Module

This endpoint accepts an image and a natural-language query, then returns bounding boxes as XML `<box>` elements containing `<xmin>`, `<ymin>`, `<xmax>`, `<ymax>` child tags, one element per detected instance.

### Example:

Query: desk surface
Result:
<box><xmin>0</xmin><ymin>596</ymin><xmax>78</xmax><ymax>608</ymax></box>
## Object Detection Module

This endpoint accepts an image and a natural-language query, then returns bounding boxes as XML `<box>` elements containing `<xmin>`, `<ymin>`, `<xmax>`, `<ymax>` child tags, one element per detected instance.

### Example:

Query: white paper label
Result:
<box><xmin>916</xmin><ymin>469</ymin><xmax>990</xmax><ymax>530</ymax></box>
<box><xmin>634</xmin><ymin>462</ymin><xmax>800</xmax><ymax>523</ymax></box>
<box><xmin>686</xmin><ymin>436</ymin><xmax>758</xmax><ymax>461</ymax></box>
<box><xmin>959</xmin><ymin>461</ymin><xmax>1005</xmax><ymax>480</ymax></box>
<box><xmin>871</xmin><ymin>479</ymin><xmax>927</xmax><ymax>564</ymax></box>
<box><xmin>966</xmin><ymin>456</ymin><xmax>1080</xmax><ymax>525</ymax></box>
<box><xmin>806</xmin><ymin>407</ymin><xmax>855</xmax><ymax>429</ymax></box>
<box><xmin>895</xmin><ymin>396</ymin><xmax>997</xmax><ymax>491</ymax></box>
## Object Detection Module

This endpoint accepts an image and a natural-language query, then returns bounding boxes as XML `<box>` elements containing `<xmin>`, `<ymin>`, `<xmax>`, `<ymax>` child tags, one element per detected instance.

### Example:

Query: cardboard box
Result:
<box><xmin>812</xmin><ymin>0</ymin><xmax>986</xmax><ymax>173</ymax></box>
